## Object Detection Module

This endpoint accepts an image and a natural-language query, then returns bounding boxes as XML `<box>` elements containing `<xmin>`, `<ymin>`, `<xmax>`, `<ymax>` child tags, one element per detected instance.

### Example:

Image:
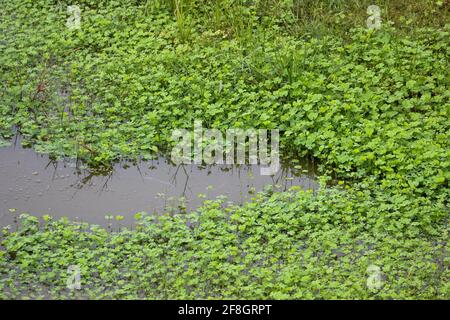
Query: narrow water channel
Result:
<box><xmin>0</xmin><ymin>141</ymin><xmax>318</xmax><ymax>227</ymax></box>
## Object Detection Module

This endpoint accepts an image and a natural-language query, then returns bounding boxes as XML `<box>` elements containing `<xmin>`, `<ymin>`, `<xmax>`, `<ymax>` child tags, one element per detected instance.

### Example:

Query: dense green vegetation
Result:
<box><xmin>0</xmin><ymin>0</ymin><xmax>449</xmax><ymax>299</ymax></box>
<box><xmin>0</xmin><ymin>186</ymin><xmax>448</xmax><ymax>299</ymax></box>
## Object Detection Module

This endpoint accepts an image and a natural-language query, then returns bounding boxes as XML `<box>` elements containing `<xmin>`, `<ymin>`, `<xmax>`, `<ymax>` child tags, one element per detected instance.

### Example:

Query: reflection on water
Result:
<box><xmin>0</xmin><ymin>141</ymin><xmax>318</xmax><ymax>227</ymax></box>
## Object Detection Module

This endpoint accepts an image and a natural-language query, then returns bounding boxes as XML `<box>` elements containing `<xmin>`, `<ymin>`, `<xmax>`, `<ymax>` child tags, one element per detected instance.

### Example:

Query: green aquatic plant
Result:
<box><xmin>0</xmin><ymin>0</ymin><xmax>448</xmax><ymax>300</ymax></box>
<box><xmin>0</xmin><ymin>185</ymin><xmax>448</xmax><ymax>299</ymax></box>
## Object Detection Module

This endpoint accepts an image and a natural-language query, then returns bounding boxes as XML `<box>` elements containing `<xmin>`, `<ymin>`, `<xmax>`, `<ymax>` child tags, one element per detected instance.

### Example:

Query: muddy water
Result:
<box><xmin>0</xmin><ymin>142</ymin><xmax>317</xmax><ymax>227</ymax></box>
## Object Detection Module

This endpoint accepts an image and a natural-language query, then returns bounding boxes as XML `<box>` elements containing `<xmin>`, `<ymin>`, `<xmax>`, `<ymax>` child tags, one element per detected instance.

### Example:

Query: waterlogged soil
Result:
<box><xmin>0</xmin><ymin>141</ymin><xmax>318</xmax><ymax>227</ymax></box>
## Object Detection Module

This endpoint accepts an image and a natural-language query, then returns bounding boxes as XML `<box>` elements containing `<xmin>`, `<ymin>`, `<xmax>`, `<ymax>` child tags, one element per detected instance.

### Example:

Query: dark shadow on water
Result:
<box><xmin>0</xmin><ymin>138</ymin><xmax>318</xmax><ymax>227</ymax></box>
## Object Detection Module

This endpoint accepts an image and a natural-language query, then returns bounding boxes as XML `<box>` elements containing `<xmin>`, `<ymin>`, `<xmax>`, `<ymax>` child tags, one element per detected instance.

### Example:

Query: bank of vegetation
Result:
<box><xmin>0</xmin><ymin>0</ymin><xmax>448</xmax><ymax>299</ymax></box>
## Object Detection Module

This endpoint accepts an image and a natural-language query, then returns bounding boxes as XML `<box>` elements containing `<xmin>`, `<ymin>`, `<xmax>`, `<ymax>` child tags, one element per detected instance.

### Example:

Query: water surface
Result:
<box><xmin>0</xmin><ymin>141</ymin><xmax>317</xmax><ymax>227</ymax></box>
